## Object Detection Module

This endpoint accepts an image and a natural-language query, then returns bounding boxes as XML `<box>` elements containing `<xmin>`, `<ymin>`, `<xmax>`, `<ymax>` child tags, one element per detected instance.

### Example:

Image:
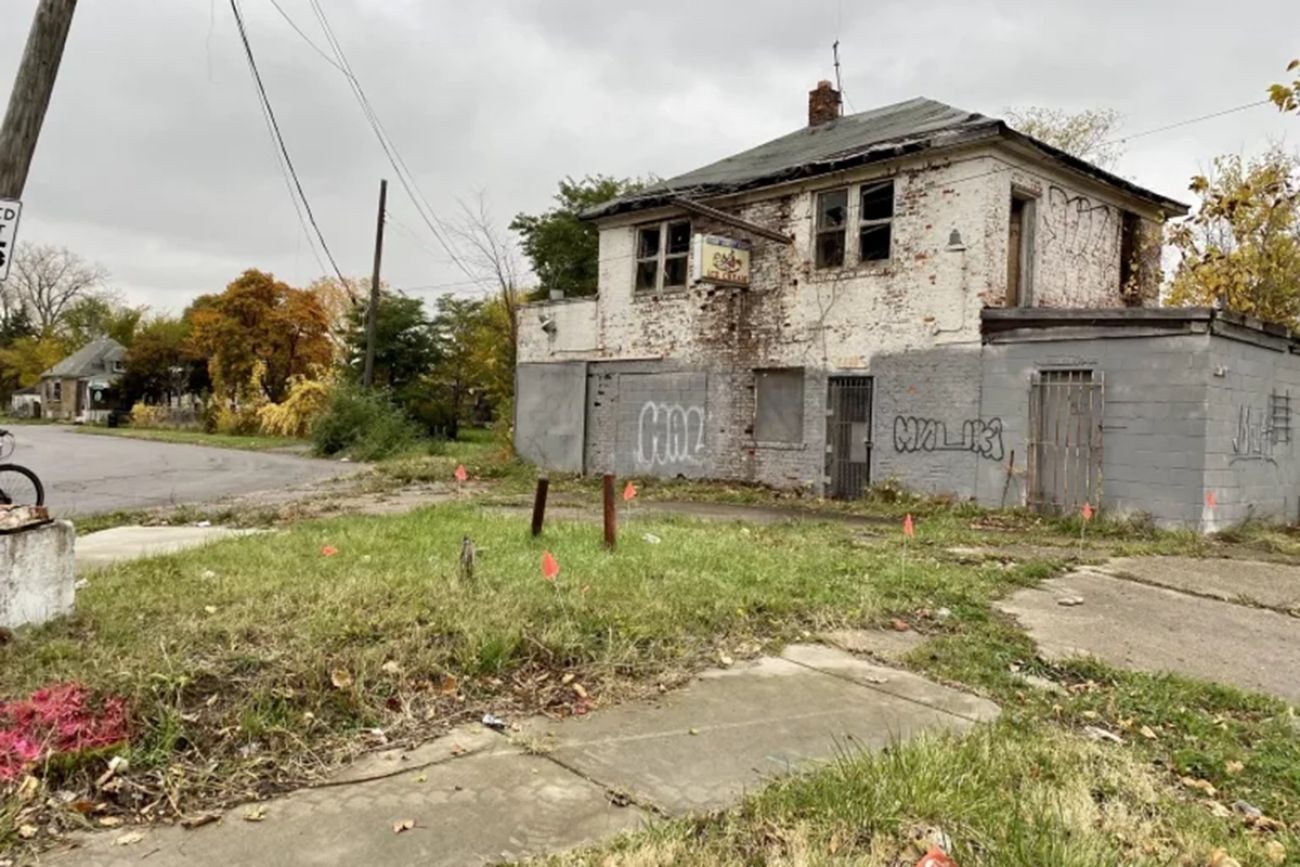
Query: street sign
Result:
<box><xmin>0</xmin><ymin>199</ymin><xmax>22</xmax><ymax>282</ymax></box>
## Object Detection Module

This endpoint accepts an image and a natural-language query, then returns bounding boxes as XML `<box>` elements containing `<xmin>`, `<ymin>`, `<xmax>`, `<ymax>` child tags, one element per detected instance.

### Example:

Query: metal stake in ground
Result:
<box><xmin>531</xmin><ymin>477</ymin><xmax>549</xmax><ymax>538</ymax></box>
<box><xmin>602</xmin><ymin>474</ymin><xmax>616</xmax><ymax>550</ymax></box>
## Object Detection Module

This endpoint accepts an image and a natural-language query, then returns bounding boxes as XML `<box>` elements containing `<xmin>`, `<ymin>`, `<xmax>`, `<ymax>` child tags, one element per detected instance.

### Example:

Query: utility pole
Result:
<box><xmin>362</xmin><ymin>178</ymin><xmax>387</xmax><ymax>388</ymax></box>
<box><xmin>0</xmin><ymin>0</ymin><xmax>80</xmax><ymax>200</ymax></box>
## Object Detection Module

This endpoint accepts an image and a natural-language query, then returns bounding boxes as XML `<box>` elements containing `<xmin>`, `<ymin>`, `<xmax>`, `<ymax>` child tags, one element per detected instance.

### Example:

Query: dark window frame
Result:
<box><xmin>814</xmin><ymin>188</ymin><xmax>848</xmax><ymax>269</ymax></box>
<box><xmin>857</xmin><ymin>179</ymin><xmax>894</xmax><ymax>263</ymax></box>
<box><xmin>634</xmin><ymin>219</ymin><xmax>692</xmax><ymax>292</ymax></box>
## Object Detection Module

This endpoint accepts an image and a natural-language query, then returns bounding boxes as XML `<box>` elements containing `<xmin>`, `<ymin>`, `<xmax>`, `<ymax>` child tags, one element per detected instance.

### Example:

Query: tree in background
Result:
<box><xmin>510</xmin><ymin>175</ymin><xmax>646</xmax><ymax>300</ymax></box>
<box><xmin>6</xmin><ymin>244</ymin><xmax>109</xmax><ymax>332</ymax></box>
<box><xmin>120</xmin><ymin>315</ymin><xmax>209</xmax><ymax>407</ymax></box>
<box><xmin>427</xmin><ymin>294</ymin><xmax>485</xmax><ymax>436</ymax></box>
<box><xmin>0</xmin><ymin>334</ymin><xmax>68</xmax><ymax>394</ymax></box>
<box><xmin>188</xmin><ymin>269</ymin><xmax>332</xmax><ymax>404</ymax></box>
<box><xmin>1165</xmin><ymin>148</ymin><xmax>1300</xmax><ymax>327</ymax></box>
<box><xmin>1004</xmin><ymin>107</ymin><xmax>1124</xmax><ymax>169</ymax></box>
<box><xmin>343</xmin><ymin>289</ymin><xmax>440</xmax><ymax>407</ymax></box>
<box><xmin>60</xmin><ymin>294</ymin><xmax>144</xmax><ymax>347</ymax></box>
<box><xmin>1269</xmin><ymin>59</ymin><xmax>1299</xmax><ymax>114</ymax></box>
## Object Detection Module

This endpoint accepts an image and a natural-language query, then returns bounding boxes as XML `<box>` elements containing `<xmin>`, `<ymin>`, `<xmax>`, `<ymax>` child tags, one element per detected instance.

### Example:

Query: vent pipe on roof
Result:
<box><xmin>808</xmin><ymin>80</ymin><xmax>842</xmax><ymax>127</ymax></box>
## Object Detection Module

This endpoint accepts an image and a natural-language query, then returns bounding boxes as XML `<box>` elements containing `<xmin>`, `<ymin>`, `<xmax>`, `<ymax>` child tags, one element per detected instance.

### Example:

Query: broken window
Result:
<box><xmin>635</xmin><ymin>219</ymin><xmax>692</xmax><ymax>292</ymax></box>
<box><xmin>1007</xmin><ymin>192</ymin><xmax>1036</xmax><ymax>306</ymax></box>
<box><xmin>754</xmin><ymin>368</ymin><xmax>805</xmax><ymax>444</ymax></box>
<box><xmin>858</xmin><ymin>180</ymin><xmax>893</xmax><ymax>262</ymax></box>
<box><xmin>815</xmin><ymin>189</ymin><xmax>847</xmax><ymax>269</ymax></box>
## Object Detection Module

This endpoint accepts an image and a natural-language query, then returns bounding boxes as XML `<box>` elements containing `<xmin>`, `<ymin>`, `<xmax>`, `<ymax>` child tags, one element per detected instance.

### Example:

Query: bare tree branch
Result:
<box><xmin>8</xmin><ymin>244</ymin><xmax>109</xmax><ymax>332</ymax></box>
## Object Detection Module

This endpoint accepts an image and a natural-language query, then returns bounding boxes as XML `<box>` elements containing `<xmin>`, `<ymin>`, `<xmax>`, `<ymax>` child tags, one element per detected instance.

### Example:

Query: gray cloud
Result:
<box><xmin>1</xmin><ymin>0</ymin><xmax>1295</xmax><ymax>312</ymax></box>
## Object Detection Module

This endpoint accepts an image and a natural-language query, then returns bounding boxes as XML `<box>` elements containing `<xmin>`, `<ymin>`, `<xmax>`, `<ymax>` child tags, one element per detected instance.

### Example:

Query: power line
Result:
<box><xmin>1104</xmin><ymin>99</ymin><xmax>1273</xmax><ymax>146</ymax></box>
<box><xmin>229</xmin><ymin>0</ymin><xmax>345</xmax><ymax>282</ymax></box>
<box><xmin>293</xmin><ymin>0</ymin><xmax>483</xmax><ymax>287</ymax></box>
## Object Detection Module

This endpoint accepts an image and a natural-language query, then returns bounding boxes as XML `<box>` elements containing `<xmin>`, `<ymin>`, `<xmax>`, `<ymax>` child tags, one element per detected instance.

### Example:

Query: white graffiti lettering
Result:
<box><xmin>636</xmin><ymin>402</ymin><xmax>707</xmax><ymax>468</ymax></box>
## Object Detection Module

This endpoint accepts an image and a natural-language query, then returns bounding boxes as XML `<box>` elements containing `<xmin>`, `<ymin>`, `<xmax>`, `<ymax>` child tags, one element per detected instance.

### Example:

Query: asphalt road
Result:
<box><xmin>3</xmin><ymin>425</ymin><xmax>359</xmax><ymax>516</ymax></box>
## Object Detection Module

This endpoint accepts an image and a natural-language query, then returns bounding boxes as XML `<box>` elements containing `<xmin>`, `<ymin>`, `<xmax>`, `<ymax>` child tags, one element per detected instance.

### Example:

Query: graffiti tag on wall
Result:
<box><xmin>893</xmin><ymin>416</ymin><xmax>1005</xmax><ymax>462</ymax></box>
<box><xmin>1042</xmin><ymin>186</ymin><xmax>1120</xmax><ymax>299</ymax></box>
<box><xmin>1232</xmin><ymin>406</ymin><xmax>1277</xmax><ymax>464</ymax></box>
<box><xmin>635</xmin><ymin>402</ymin><xmax>707</xmax><ymax>469</ymax></box>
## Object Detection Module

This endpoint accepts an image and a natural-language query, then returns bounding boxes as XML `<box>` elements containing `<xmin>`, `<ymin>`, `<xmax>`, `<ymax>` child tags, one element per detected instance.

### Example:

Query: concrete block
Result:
<box><xmin>1</xmin><ymin>520</ymin><xmax>76</xmax><ymax>629</ymax></box>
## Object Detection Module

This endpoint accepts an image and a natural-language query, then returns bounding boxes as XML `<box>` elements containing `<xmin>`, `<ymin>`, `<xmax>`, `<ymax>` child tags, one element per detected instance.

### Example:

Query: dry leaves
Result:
<box><xmin>330</xmin><ymin>669</ymin><xmax>354</xmax><ymax>690</ymax></box>
<box><xmin>1224</xmin><ymin>760</ymin><xmax>1244</xmax><ymax>775</ymax></box>
<box><xmin>1139</xmin><ymin>725</ymin><xmax>1157</xmax><ymax>740</ymax></box>
<box><xmin>572</xmin><ymin>683</ymin><xmax>588</xmax><ymax>700</ymax></box>
<box><xmin>393</xmin><ymin>818</ymin><xmax>416</xmax><ymax>834</ymax></box>
<box><xmin>1180</xmin><ymin>776</ymin><xmax>1217</xmax><ymax>797</ymax></box>
<box><xmin>1208</xmin><ymin>848</ymin><xmax>1242</xmax><ymax>867</ymax></box>
<box><xmin>17</xmin><ymin>825</ymin><xmax>37</xmax><ymax>840</ymax></box>
<box><xmin>1264</xmin><ymin>841</ymin><xmax>1287</xmax><ymax>864</ymax></box>
<box><xmin>242</xmin><ymin>805</ymin><xmax>267</xmax><ymax>823</ymax></box>
<box><xmin>114</xmin><ymin>831</ymin><xmax>145</xmax><ymax>847</ymax></box>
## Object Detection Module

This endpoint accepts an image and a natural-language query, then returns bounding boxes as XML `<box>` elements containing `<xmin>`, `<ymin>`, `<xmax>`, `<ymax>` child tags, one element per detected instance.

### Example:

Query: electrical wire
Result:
<box><xmin>300</xmin><ymin>0</ymin><xmax>486</xmax><ymax>288</ymax></box>
<box><xmin>1101</xmin><ymin>99</ymin><xmax>1273</xmax><ymax>146</ymax></box>
<box><xmin>229</xmin><ymin>0</ymin><xmax>346</xmax><ymax>283</ymax></box>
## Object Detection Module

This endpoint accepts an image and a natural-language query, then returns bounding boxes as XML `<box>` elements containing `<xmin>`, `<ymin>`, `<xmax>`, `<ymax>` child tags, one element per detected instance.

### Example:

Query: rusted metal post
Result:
<box><xmin>530</xmin><ymin>477</ymin><xmax>549</xmax><ymax>537</ymax></box>
<box><xmin>602</xmin><ymin>473</ymin><xmax>616</xmax><ymax>550</ymax></box>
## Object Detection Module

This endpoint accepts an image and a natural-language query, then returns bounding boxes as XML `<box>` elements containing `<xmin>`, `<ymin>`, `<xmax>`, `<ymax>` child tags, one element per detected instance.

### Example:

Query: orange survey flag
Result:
<box><xmin>903</xmin><ymin>514</ymin><xmax>915</xmax><ymax>538</ymax></box>
<box><xmin>541</xmin><ymin>551</ymin><xmax>559</xmax><ymax>581</ymax></box>
<box><xmin>1081</xmin><ymin>501</ymin><xmax>1094</xmax><ymax>521</ymax></box>
<box><xmin>623</xmin><ymin>481</ymin><xmax>638</xmax><ymax>502</ymax></box>
<box><xmin>454</xmin><ymin>464</ymin><xmax>468</xmax><ymax>483</ymax></box>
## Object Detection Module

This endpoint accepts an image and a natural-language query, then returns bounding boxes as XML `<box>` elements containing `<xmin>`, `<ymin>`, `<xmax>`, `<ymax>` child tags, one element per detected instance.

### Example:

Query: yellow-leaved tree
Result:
<box><xmin>1165</xmin><ymin>149</ymin><xmax>1300</xmax><ymax>328</ymax></box>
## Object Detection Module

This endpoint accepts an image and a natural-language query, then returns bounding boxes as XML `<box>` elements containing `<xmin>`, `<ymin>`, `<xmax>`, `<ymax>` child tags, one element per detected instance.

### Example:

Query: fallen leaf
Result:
<box><xmin>1264</xmin><ymin>841</ymin><xmax>1286</xmax><ymax>864</ymax></box>
<box><xmin>393</xmin><ymin>818</ymin><xmax>416</xmax><ymax>834</ymax></box>
<box><xmin>16</xmin><ymin>775</ymin><xmax>39</xmax><ymax>802</ymax></box>
<box><xmin>98</xmin><ymin>816</ymin><xmax>124</xmax><ymax>828</ymax></box>
<box><xmin>890</xmin><ymin>618</ymin><xmax>911</xmax><ymax>632</ymax></box>
<box><xmin>1181</xmin><ymin>776</ymin><xmax>1217</xmax><ymax>797</ymax></box>
<box><xmin>572</xmin><ymin>683</ymin><xmax>588</xmax><ymax>699</ymax></box>
<box><xmin>414</xmin><ymin>774</ymin><xmax>427</xmax><ymax>784</ymax></box>
<box><xmin>718</xmin><ymin>653</ymin><xmax>734</xmax><ymax>667</ymax></box>
<box><xmin>1208</xmin><ymin>801</ymin><xmax>1232</xmax><ymax>818</ymax></box>
<box><xmin>322</xmin><ymin>545</ymin><xmax>339</xmax><ymax>557</ymax></box>
<box><xmin>1084</xmin><ymin>725</ymin><xmax>1123</xmax><ymax>744</ymax></box>
<box><xmin>330</xmin><ymin>669</ymin><xmax>354</xmax><ymax>690</ymax></box>
<box><xmin>1225</xmin><ymin>760</ymin><xmax>1244</xmax><ymax>775</ymax></box>
<box><xmin>242</xmin><ymin>805</ymin><xmax>266</xmax><ymax>823</ymax></box>
<box><xmin>1139</xmin><ymin>725</ymin><xmax>1157</xmax><ymax>740</ymax></box>
<box><xmin>17</xmin><ymin>825</ymin><xmax>37</xmax><ymax>840</ymax></box>
<box><xmin>688</xmin><ymin>728</ymin><xmax>700</xmax><ymax>736</ymax></box>
<box><xmin>561</xmin><ymin>673</ymin><xmax>575</xmax><ymax>685</ymax></box>
<box><xmin>1208</xmin><ymin>848</ymin><xmax>1242</xmax><ymax>867</ymax></box>
<box><xmin>114</xmin><ymin>832</ymin><xmax>145</xmax><ymax>846</ymax></box>
<box><xmin>381</xmin><ymin>661</ymin><xmax>402</xmax><ymax>676</ymax></box>
<box><xmin>203</xmin><ymin>605</ymin><xmax>217</xmax><ymax>615</ymax></box>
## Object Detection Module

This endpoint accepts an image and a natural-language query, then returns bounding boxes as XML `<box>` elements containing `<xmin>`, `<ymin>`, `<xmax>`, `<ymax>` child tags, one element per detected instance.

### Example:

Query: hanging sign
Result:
<box><xmin>691</xmin><ymin>234</ymin><xmax>751</xmax><ymax>287</ymax></box>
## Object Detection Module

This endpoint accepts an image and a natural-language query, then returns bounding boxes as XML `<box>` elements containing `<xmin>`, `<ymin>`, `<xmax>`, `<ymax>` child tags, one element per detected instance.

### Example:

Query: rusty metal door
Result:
<box><xmin>825</xmin><ymin>376</ymin><xmax>873</xmax><ymax>499</ymax></box>
<box><xmin>1028</xmin><ymin>370</ymin><xmax>1103</xmax><ymax>514</ymax></box>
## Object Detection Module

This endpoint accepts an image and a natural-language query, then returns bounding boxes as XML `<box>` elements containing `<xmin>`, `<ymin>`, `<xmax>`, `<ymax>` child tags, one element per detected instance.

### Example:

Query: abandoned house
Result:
<box><xmin>39</xmin><ymin>336</ymin><xmax>126</xmax><ymax>423</ymax></box>
<box><xmin>516</xmin><ymin>82</ymin><xmax>1300</xmax><ymax>531</ymax></box>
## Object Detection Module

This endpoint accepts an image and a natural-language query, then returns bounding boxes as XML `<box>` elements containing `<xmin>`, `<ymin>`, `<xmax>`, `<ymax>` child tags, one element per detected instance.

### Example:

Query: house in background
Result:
<box><xmin>8</xmin><ymin>387</ymin><xmax>41</xmax><ymax>419</ymax></box>
<box><xmin>516</xmin><ymin>82</ymin><xmax>1300</xmax><ymax>531</ymax></box>
<box><xmin>40</xmin><ymin>336</ymin><xmax>126</xmax><ymax>423</ymax></box>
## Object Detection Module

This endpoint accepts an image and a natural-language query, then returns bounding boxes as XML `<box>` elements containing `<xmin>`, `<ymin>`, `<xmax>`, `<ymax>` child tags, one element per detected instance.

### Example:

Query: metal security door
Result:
<box><xmin>1028</xmin><ymin>370</ymin><xmax>1103</xmax><ymax>514</ymax></box>
<box><xmin>826</xmin><ymin>376</ymin><xmax>873</xmax><ymax>499</ymax></box>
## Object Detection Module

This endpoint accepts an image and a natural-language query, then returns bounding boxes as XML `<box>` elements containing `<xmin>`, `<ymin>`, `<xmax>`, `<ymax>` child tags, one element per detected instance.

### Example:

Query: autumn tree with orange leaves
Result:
<box><xmin>188</xmin><ymin>269</ymin><xmax>333</xmax><ymax>404</ymax></box>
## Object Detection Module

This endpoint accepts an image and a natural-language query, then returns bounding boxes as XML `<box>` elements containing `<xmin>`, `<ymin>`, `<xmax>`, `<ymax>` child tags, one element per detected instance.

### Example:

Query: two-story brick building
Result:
<box><xmin>516</xmin><ymin>83</ymin><xmax>1300</xmax><ymax>531</ymax></box>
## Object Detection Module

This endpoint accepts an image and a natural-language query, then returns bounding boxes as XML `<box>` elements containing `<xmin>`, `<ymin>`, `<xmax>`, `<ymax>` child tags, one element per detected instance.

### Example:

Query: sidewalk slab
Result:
<box><xmin>52</xmin><ymin>742</ymin><xmax>648</xmax><ymax>867</ymax></box>
<box><xmin>76</xmin><ymin>526</ymin><xmax>262</xmax><ymax>571</ymax></box>
<box><xmin>521</xmin><ymin>648</ymin><xmax>996</xmax><ymax>815</ymax></box>
<box><xmin>1096</xmin><ymin>556</ymin><xmax>1300</xmax><ymax>612</ymax></box>
<box><xmin>1001</xmin><ymin>570</ymin><xmax>1300</xmax><ymax>704</ymax></box>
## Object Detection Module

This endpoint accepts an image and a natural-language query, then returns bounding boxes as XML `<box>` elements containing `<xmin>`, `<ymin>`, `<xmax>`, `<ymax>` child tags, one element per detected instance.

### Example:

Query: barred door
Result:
<box><xmin>1028</xmin><ymin>370</ymin><xmax>1103</xmax><ymax>514</ymax></box>
<box><xmin>825</xmin><ymin>376</ymin><xmax>873</xmax><ymax>499</ymax></box>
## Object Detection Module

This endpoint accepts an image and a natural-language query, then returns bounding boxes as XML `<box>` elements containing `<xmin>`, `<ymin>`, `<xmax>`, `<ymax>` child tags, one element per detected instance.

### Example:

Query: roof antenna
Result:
<box><xmin>832</xmin><ymin>40</ymin><xmax>845</xmax><ymax>116</ymax></box>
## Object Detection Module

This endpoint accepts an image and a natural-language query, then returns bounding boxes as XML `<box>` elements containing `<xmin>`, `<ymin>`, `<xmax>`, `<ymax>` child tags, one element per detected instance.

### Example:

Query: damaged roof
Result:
<box><xmin>587</xmin><ymin>97</ymin><xmax>1188</xmax><ymax>220</ymax></box>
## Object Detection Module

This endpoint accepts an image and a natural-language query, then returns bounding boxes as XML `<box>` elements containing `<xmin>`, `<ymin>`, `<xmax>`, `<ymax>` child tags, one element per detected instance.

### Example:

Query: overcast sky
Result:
<box><xmin>1</xmin><ymin>0</ymin><xmax>1296</xmax><ymax>313</ymax></box>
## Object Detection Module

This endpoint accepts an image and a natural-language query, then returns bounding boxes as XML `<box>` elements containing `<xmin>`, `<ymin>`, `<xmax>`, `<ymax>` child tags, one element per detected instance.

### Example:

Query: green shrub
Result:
<box><xmin>310</xmin><ymin>384</ymin><xmax>421</xmax><ymax>461</ymax></box>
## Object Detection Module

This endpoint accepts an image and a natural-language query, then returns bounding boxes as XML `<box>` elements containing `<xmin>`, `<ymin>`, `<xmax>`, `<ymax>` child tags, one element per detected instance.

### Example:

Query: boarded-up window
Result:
<box><xmin>754</xmin><ymin>368</ymin><xmax>804</xmax><ymax>443</ymax></box>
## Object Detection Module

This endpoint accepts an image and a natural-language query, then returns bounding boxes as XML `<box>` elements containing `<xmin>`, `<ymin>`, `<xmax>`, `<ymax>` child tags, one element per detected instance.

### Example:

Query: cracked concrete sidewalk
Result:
<box><xmin>46</xmin><ymin>644</ymin><xmax>998</xmax><ymax>867</ymax></box>
<box><xmin>1000</xmin><ymin>556</ymin><xmax>1300</xmax><ymax>704</ymax></box>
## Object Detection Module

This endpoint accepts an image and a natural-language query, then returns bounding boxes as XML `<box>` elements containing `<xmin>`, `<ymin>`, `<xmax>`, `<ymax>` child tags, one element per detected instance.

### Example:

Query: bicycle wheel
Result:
<box><xmin>0</xmin><ymin>464</ymin><xmax>44</xmax><ymax>507</ymax></box>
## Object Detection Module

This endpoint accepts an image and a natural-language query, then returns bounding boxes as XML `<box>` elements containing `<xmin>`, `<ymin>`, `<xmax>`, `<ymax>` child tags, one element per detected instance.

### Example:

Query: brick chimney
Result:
<box><xmin>808</xmin><ymin>80</ymin><xmax>842</xmax><ymax>126</ymax></box>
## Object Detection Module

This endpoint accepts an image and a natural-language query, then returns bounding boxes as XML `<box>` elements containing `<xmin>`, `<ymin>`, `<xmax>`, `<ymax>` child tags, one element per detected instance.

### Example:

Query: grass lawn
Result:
<box><xmin>2</xmin><ymin>497</ymin><xmax>1297</xmax><ymax>863</ymax></box>
<box><xmin>75</xmin><ymin>425</ymin><xmax>307</xmax><ymax>452</ymax></box>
